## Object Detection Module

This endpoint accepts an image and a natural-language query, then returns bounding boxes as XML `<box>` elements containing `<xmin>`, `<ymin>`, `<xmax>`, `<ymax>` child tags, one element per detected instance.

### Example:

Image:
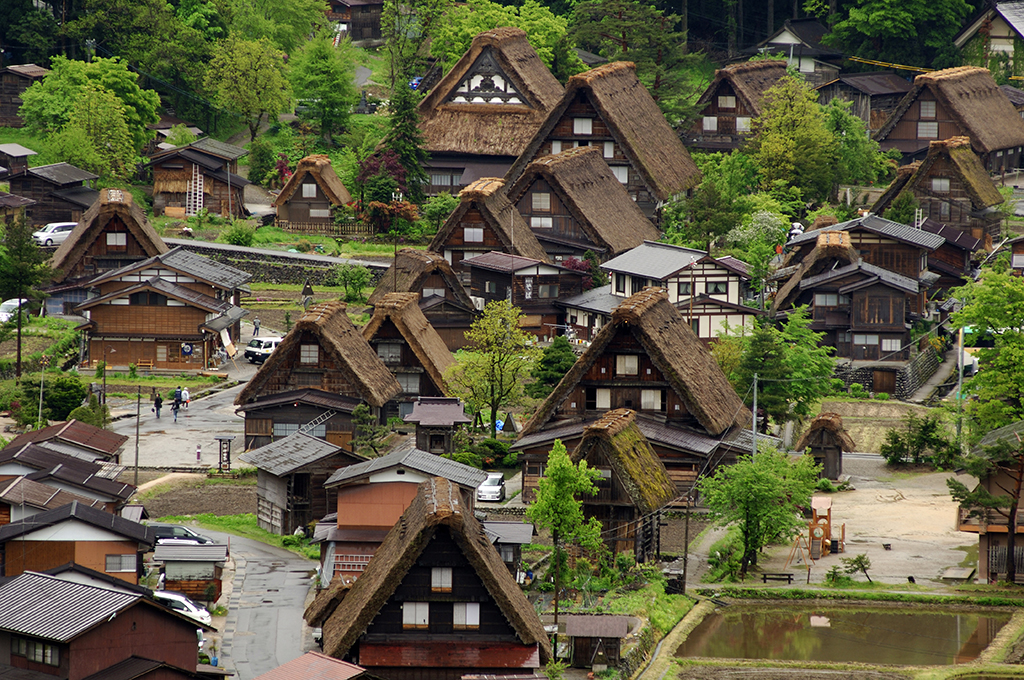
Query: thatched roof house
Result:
<box><xmin>773</xmin><ymin>231</ymin><xmax>860</xmax><ymax>313</ymax></box>
<box><xmin>235</xmin><ymin>301</ymin><xmax>401</xmax><ymax>408</ymax></box>
<box><xmin>795</xmin><ymin>412</ymin><xmax>855</xmax><ymax>480</ymax></box>
<box><xmin>506</xmin><ymin>146</ymin><xmax>661</xmax><ymax>260</ymax></box>
<box><xmin>368</xmin><ymin>248</ymin><xmax>474</xmax><ymax>308</ymax></box>
<box><xmin>505</xmin><ymin>61</ymin><xmax>701</xmax><ymax>217</ymax></box>
<box><xmin>874</xmin><ymin>66</ymin><xmax>1024</xmax><ymax>169</ymax></box>
<box><xmin>691</xmin><ymin>60</ymin><xmax>789</xmax><ymax>138</ymax></box>
<box><xmin>795</xmin><ymin>413</ymin><xmax>856</xmax><ymax>453</ymax></box>
<box><xmin>320</xmin><ymin>476</ymin><xmax>551</xmax><ymax>671</ymax></box>
<box><xmin>274</xmin><ymin>154</ymin><xmax>353</xmax><ymax>209</ymax></box>
<box><xmin>418</xmin><ymin>27</ymin><xmax>564</xmax><ymax>190</ymax></box>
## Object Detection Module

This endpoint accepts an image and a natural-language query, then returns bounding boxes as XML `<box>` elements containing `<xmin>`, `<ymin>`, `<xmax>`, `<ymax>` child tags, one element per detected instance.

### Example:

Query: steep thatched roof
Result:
<box><xmin>794</xmin><ymin>412</ymin><xmax>856</xmax><ymax>452</ymax></box>
<box><xmin>428</xmin><ymin>178</ymin><xmax>550</xmax><ymax>262</ymax></box>
<box><xmin>362</xmin><ymin>293</ymin><xmax>456</xmax><ymax>394</ymax></box>
<box><xmin>235</xmin><ymin>301</ymin><xmax>401</xmax><ymax>408</ymax></box>
<box><xmin>506</xmin><ymin>61</ymin><xmax>701</xmax><ymax>201</ymax></box>
<box><xmin>571</xmin><ymin>409</ymin><xmax>677</xmax><ymax>512</ymax></box>
<box><xmin>870</xmin><ymin>162</ymin><xmax>919</xmax><ymax>216</ymax></box>
<box><xmin>368</xmin><ymin>249</ymin><xmax>475</xmax><ymax>308</ymax></box>
<box><xmin>506</xmin><ymin>146</ymin><xmax>660</xmax><ymax>255</ymax></box>
<box><xmin>275</xmin><ymin>155</ymin><xmax>352</xmax><ymax>207</ymax></box>
<box><xmin>875</xmin><ymin>66</ymin><xmax>1024</xmax><ymax>153</ymax></box>
<box><xmin>886</xmin><ymin>137</ymin><xmax>1003</xmax><ymax>214</ymax></box>
<box><xmin>521</xmin><ymin>288</ymin><xmax>746</xmax><ymax>438</ymax></box>
<box><xmin>696</xmin><ymin>60</ymin><xmax>789</xmax><ymax>119</ymax></box>
<box><xmin>304</xmin><ymin>578</ymin><xmax>351</xmax><ymax>628</ymax></box>
<box><xmin>321</xmin><ymin>477</ymin><xmax>551</xmax><ymax>662</ymax></box>
<box><xmin>50</xmin><ymin>189</ymin><xmax>168</xmax><ymax>283</ymax></box>
<box><xmin>418</xmin><ymin>27</ymin><xmax>563</xmax><ymax>157</ymax></box>
<box><xmin>773</xmin><ymin>231</ymin><xmax>860</xmax><ymax>313</ymax></box>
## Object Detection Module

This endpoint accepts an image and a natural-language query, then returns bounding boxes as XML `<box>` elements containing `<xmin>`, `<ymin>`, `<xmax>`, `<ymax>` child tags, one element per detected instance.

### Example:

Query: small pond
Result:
<box><xmin>676</xmin><ymin>606</ymin><xmax>1011</xmax><ymax>666</ymax></box>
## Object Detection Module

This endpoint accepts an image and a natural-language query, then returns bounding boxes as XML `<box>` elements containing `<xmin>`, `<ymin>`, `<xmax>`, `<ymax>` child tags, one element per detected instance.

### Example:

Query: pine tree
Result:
<box><xmin>527</xmin><ymin>336</ymin><xmax>577</xmax><ymax>398</ymax></box>
<box><xmin>384</xmin><ymin>86</ymin><xmax>429</xmax><ymax>203</ymax></box>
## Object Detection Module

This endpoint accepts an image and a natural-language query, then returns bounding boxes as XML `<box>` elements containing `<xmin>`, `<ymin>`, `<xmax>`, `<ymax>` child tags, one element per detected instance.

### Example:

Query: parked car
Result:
<box><xmin>243</xmin><ymin>336</ymin><xmax>283</xmax><ymax>364</ymax></box>
<box><xmin>0</xmin><ymin>298</ymin><xmax>28</xmax><ymax>323</ymax></box>
<box><xmin>476</xmin><ymin>472</ymin><xmax>506</xmax><ymax>502</ymax></box>
<box><xmin>31</xmin><ymin>221</ymin><xmax>77</xmax><ymax>246</ymax></box>
<box><xmin>152</xmin><ymin>590</ymin><xmax>213</xmax><ymax>626</ymax></box>
<box><xmin>148</xmin><ymin>522</ymin><xmax>214</xmax><ymax>545</ymax></box>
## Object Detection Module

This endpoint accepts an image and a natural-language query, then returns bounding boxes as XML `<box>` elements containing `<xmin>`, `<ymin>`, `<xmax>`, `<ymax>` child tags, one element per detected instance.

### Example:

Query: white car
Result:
<box><xmin>32</xmin><ymin>222</ymin><xmax>77</xmax><ymax>246</ymax></box>
<box><xmin>476</xmin><ymin>472</ymin><xmax>506</xmax><ymax>502</ymax></box>
<box><xmin>153</xmin><ymin>590</ymin><xmax>213</xmax><ymax>626</ymax></box>
<box><xmin>0</xmin><ymin>298</ymin><xmax>28</xmax><ymax>323</ymax></box>
<box><xmin>243</xmin><ymin>336</ymin><xmax>283</xmax><ymax>364</ymax></box>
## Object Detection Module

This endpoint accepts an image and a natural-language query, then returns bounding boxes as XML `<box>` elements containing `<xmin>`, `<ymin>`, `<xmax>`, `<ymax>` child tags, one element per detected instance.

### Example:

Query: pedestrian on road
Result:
<box><xmin>154</xmin><ymin>393</ymin><xmax>162</xmax><ymax>419</ymax></box>
<box><xmin>253</xmin><ymin>316</ymin><xmax>261</xmax><ymax>337</ymax></box>
<box><xmin>182</xmin><ymin>387</ymin><xmax>190</xmax><ymax>409</ymax></box>
<box><xmin>171</xmin><ymin>399</ymin><xmax>180</xmax><ymax>423</ymax></box>
<box><xmin>174</xmin><ymin>386</ymin><xmax>182</xmax><ymax>403</ymax></box>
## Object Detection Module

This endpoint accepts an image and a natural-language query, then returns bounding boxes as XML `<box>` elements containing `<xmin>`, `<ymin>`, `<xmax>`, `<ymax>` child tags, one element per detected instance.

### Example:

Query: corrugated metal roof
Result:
<box><xmin>835</xmin><ymin>72</ymin><xmax>913</xmax><ymax>96</ymax></box>
<box><xmin>251</xmin><ymin>651</ymin><xmax>365</xmax><ymax>680</ymax></box>
<box><xmin>790</xmin><ymin>215</ymin><xmax>945</xmax><ymax>250</ymax></box>
<box><xmin>10</xmin><ymin>420</ymin><xmax>127</xmax><ymax>457</ymax></box>
<box><xmin>0</xmin><ymin>144</ymin><xmax>38</xmax><ymax>157</ymax></box>
<box><xmin>799</xmin><ymin>261</ymin><xmax>919</xmax><ymax>294</ymax></box>
<box><xmin>461</xmin><ymin>251</ymin><xmax>548</xmax><ymax>273</ymax></box>
<box><xmin>28</xmin><ymin>162</ymin><xmax>98</xmax><ymax>185</ymax></box>
<box><xmin>482</xmin><ymin>521</ymin><xmax>534</xmax><ymax>545</ymax></box>
<box><xmin>0</xmin><ymin>477</ymin><xmax>104</xmax><ymax>510</ymax></box>
<box><xmin>0</xmin><ymin>572</ymin><xmax>138</xmax><ymax>642</ymax></box>
<box><xmin>153</xmin><ymin>544</ymin><xmax>229</xmax><ymax>562</ymax></box>
<box><xmin>0</xmin><ymin>501</ymin><xmax>153</xmax><ymax>544</ymax></box>
<box><xmin>600</xmin><ymin>241</ymin><xmax>706</xmax><ymax>279</ymax></box>
<box><xmin>190</xmin><ymin>137</ymin><xmax>249</xmax><ymax>161</ymax></box>
<box><xmin>50</xmin><ymin>185</ymin><xmax>100</xmax><ymax>208</ymax></box>
<box><xmin>0</xmin><ymin>192</ymin><xmax>34</xmax><ymax>209</ymax></box>
<box><xmin>239</xmin><ymin>432</ymin><xmax>348</xmax><ymax>476</ymax></box>
<box><xmin>79</xmin><ymin>657</ymin><xmax>163</xmax><ymax>680</ymax></box>
<box><xmin>0</xmin><ymin>444</ymin><xmax>134</xmax><ymax>499</ymax></box>
<box><xmin>556</xmin><ymin>285</ymin><xmax>619</xmax><ymax>315</ymax></box>
<box><xmin>5</xmin><ymin>64</ymin><xmax>48</xmax><ymax>78</ymax></box>
<box><xmin>324</xmin><ymin>443</ymin><xmax>487</xmax><ymax>489</ymax></box>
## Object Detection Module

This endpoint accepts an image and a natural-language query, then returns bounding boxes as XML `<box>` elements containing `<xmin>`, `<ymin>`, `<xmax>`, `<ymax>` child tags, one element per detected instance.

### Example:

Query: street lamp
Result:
<box><xmin>102</xmin><ymin>347</ymin><xmax>116</xmax><ymax>405</ymax></box>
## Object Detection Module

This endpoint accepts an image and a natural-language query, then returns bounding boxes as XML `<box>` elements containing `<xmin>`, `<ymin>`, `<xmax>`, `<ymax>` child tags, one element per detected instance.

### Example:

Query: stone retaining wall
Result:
<box><xmin>173</xmin><ymin>241</ymin><xmax>387</xmax><ymax>286</ymax></box>
<box><xmin>833</xmin><ymin>346</ymin><xmax>940</xmax><ymax>401</ymax></box>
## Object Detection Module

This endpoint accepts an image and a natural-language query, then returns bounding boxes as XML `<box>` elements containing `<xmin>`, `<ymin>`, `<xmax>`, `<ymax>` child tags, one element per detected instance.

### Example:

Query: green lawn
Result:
<box><xmin>158</xmin><ymin>512</ymin><xmax>320</xmax><ymax>560</ymax></box>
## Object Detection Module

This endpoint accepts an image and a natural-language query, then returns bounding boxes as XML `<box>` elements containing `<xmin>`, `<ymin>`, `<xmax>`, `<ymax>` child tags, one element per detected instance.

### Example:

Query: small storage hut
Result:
<box><xmin>152</xmin><ymin>543</ymin><xmax>229</xmax><ymax>602</ymax></box>
<box><xmin>794</xmin><ymin>412</ymin><xmax>855</xmax><ymax>480</ymax></box>
<box><xmin>565</xmin><ymin>614</ymin><xmax>630</xmax><ymax>668</ymax></box>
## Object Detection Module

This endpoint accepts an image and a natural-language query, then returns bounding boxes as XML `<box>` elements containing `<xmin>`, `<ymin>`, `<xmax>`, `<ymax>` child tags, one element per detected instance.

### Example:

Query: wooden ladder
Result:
<box><xmin>185</xmin><ymin>163</ymin><xmax>204</xmax><ymax>216</ymax></box>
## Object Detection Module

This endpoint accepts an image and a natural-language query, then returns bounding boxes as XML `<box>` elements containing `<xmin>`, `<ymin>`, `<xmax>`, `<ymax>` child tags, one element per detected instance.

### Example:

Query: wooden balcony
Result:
<box><xmin>957</xmin><ymin>505</ymin><xmax>1024</xmax><ymax>533</ymax></box>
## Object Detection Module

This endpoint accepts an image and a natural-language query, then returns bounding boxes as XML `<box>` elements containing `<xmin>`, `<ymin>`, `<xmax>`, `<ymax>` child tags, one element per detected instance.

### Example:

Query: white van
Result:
<box><xmin>244</xmin><ymin>336</ymin><xmax>283</xmax><ymax>364</ymax></box>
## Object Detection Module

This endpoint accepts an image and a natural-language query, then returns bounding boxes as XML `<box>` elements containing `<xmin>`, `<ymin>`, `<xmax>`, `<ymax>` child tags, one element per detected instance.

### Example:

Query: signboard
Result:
<box><xmin>220</xmin><ymin>329</ymin><xmax>237</xmax><ymax>358</ymax></box>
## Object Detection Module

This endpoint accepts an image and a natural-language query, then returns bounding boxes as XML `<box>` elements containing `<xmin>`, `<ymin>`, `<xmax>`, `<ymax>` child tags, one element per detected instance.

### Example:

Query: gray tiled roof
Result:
<box><xmin>0</xmin><ymin>443</ymin><xmax>134</xmax><ymax>500</ymax></box>
<box><xmin>78</xmin><ymin>277</ymin><xmax>234</xmax><ymax>314</ymax></box>
<box><xmin>190</xmin><ymin>137</ymin><xmax>248</xmax><ymax>160</ymax></box>
<box><xmin>482</xmin><ymin>521</ymin><xmax>534</xmax><ymax>545</ymax></box>
<box><xmin>96</xmin><ymin>246</ymin><xmax>251</xmax><ymax>290</ymax></box>
<box><xmin>239</xmin><ymin>431</ymin><xmax>349</xmax><ymax>476</ymax></box>
<box><xmin>201</xmin><ymin>305</ymin><xmax>249</xmax><ymax>333</ymax></box>
<box><xmin>461</xmin><ymin>251</ymin><xmax>548</xmax><ymax>273</ymax></box>
<box><xmin>556</xmin><ymin>285</ymin><xmax>619</xmax><ymax>315</ymax></box>
<box><xmin>600</xmin><ymin>241</ymin><xmax>706</xmax><ymax>280</ymax></box>
<box><xmin>153</xmin><ymin>544</ymin><xmax>229</xmax><ymax>562</ymax></box>
<box><xmin>0</xmin><ymin>501</ymin><xmax>154</xmax><ymax>544</ymax></box>
<box><xmin>0</xmin><ymin>572</ymin><xmax>138</xmax><ymax>642</ymax></box>
<box><xmin>324</xmin><ymin>442</ymin><xmax>487</xmax><ymax>489</ymax></box>
<box><xmin>28</xmin><ymin>162</ymin><xmax>98</xmax><ymax>185</ymax></box>
<box><xmin>789</xmin><ymin>215</ymin><xmax>945</xmax><ymax>250</ymax></box>
<box><xmin>799</xmin><ymin>261</ymin><xmax>919</xmax><ymax>294</ymax></box>
<box><xmin>403</xmin><ymin>398</ymin><xmax>471</xmax><ymax>426</ymax></box>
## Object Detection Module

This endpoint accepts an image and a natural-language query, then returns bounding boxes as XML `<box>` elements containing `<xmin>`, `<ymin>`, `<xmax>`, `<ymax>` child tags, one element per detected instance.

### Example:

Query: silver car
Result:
<box><xmin>32</xmin><ymin>222</ymin><xmax>77</xmax><ymax>246</ymax></box>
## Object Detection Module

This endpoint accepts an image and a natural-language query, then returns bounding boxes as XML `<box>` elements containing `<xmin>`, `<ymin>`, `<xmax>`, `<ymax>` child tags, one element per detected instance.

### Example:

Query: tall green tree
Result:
<box><xmin>0</xmin><ymin>218</ymin><xmax>51</xmax><ymax>381</ymax></box>
<box><xmin>527</xmin><ymin>335</ymin><xmax>577</xmax><ymax>399</ymax></box>
<box><xmin>698</xmin><ymin>448</ymin><xmax>820</xmax><ymax>577</ymax></box>
<box><xmin>822</xmin><ymin>97</ymin><xmax>888</xmax><ymax>186</ymax></box>
<box><xmin>290</xmin><ymin>31</ymin><xmax>359</xmax><ymax>144</ymax></box>
<box><xmin>444</xmin><ymin>301</ymin><xmax>541</xmax><ymax>437</ymax></box>
<box><xmin>661</xmin><ymin>180</ymin><xmax>740</xmax><ymax>251</ymax></box>
<box><xmin>227</xmin><ymin>0</ymin><xmax>328</xmax><ymax>53</ymax></box>
<box><xmin>383</xmin><ymin>85</ymin><xmax>429</xmax><ymax>203</ymax></box>
<box><xmin>205</xmin><ymin>36</ymin><xmax>292</xmax><ymax>141</ymax></box>
<box><xmin>883</xmin><ymin>191</ymin><xmax>919</xmax><ymax>225</ymax></box>
<box><xmin>58</xmin><ymin>84</ymin><xmax>136</xmax><ymax>180</ymax></box>
<box><xmin>383</xmin><ymin>0</ymin><xmax>450</xmax><ymax>87</ymax></box>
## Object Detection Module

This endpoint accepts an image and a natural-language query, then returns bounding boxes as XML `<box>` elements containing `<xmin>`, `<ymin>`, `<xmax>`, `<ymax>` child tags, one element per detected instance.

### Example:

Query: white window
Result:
<box><xmin>402</xmin><ymin>602</ymin><xmax>429</xmax><ymax>629</ymax></box>
<box><xmin>463</xmin><ymin>227</ymin><xmax>483</xmax><ymax>242</ymax></box>
<box><xmin>920</xmin><ymin>100</ymin><xmax>936</xmax><ymax>119</ymax></box>
<box><xmin>377</xmin><ymin>343</ymin><xmax>401</xmax><ymax>363</ymax></box>
<box><xmin>703</xmin><ymin>116</ymin><xmax>718</xmax><ymax>132</ymax></box>
<box><xmin>611</xmin><ymin>166</ymin><xmax>629</xmax><ymax>184</ymax></box>
<box><xmin>105</xmin><ymin>554</ymin><xmax>135</xmax><ymax>572</ymax></box>
<box><xmin>551</xmin><ymin>140</ymin><xmax>562</xmax><ymax>154</ymax></box>
<box><xmin>918</xmin><ymin>121</ymin><xmax>938</xmax><ymax>138</ymax></box>
<box><xmin>641</xmin><ymin>389</ymin><xmax>661</xmax><ymax>411</ymax></box>
<box><xmin>430</xmin><ymin>172</ymin><xmax>452</xmax><ymax>187</ymax></box>
<box><xmin>454</xmin><ymin>602</ymin><xmax>480</xmax><ymax>629</ymax></box>
<box><xmin>300</xmin><ymin>344</ymin><xmax>318</xmax><ymax>364</ymax></box>
<box><xmin>815</xmin><ymin>293</ymin><xmax>838</xmax><ymax>306</ymax></box>
<box><xmin>603</xmin><ymin>141</ymin><xmax>614</xmax><ymax>158</ymax></box>
<box><xmin>573</xmin><ymin>117</ymin><xmax>593</xmax><ymax>135</ymax></box>
<box><xmin>616</xmin><ymin>355</ymin><xmax>638</xmax><ymax>376</ymax></box>
<box><xmin>397</xmin><ymin>373</ymin><xmax>420</xmax><ymax>393</ymax></box>
<box><xmin>156</xmin><ymin>345</ymin><xmax>167</xmax><ymax>363</ymax></box>
<box><xmin>853</xmin><ymin>334</ymin><xmax>879</xmax><ymax>345</ymax></box>
<box><xmin>531</xmin><ymin>216</ymin><xmax>553</xmax><ymax>228</ymax></box>
<box><xmin>881</xmin><ymin>338</ymin><xmax>902</xmax><ymax>352</ymax></box>
<box><xmin>302</xmin><ymin>183</ymin><xmax>317</xmax><ymax>198</ymax></box>
<box><xmin>717</xmin><ymin>95</ymin><xmax>736</xmax><ymax>109</ymax></box>
<box><xmin>932</xmin><ymin>178</ymin><xmax>950</xmax><ymax>193</ymax></box>
<box><xmin>499</xmin><ymin>544</ymin><xmax>515</xmax><ymax>562</ymax></box>
<box><xmin>595</xmin><ymin>388</ymin><xmax>611</xmax><ymax>410</ymax></box>
<box><xmin>532</xmin><ymin>192</ymin><xmax>550</xmax><ymax>211</ymax></box>
<box><xmin>309</xmin><ymin>208</ymin><xmax>331</xmax><ymax>218</ymax></box>
<box><xmin>485</xmin><ymin>280</ymin><xmax>497</xmax><ymax>294</ymax></box>
<box><xmin>431</xmin><ymin>567</ymin><xmax>452</xmax><ymax>592</ymax></box>
<box><xmin>707</xmin><ymin>282</ymin><xmax>727</xmax><ymax>295</ymax></box>
<box><xmin>422</xmin><ymin>287</ymin><xmax>445</xmax><ymax>298</ymax></box>
<box><xmin>106</xmin><ymin>232</ymin><xmax>127</xmax><ymax>247</ymax></box>
<box><xmin>736</xmin><ymin>116</ymin><xmax>751</xmax><ymax>133</ymax></box>
<box><xmin>524</xmin><ymin>277</ymin><xmax>533</xmax><ymax>299</ymax></box>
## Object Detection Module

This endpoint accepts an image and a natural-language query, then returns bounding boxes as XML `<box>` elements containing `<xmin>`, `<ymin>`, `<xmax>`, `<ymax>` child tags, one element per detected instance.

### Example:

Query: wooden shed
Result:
<box><xmin>794</xmin><ymin>412</ymin><xmax>855</xmax><ymax>480</ymax></box>
<box><xmin>404</xmin><ymin>396</ymin><xmax>471</xmax><ymax>454</ymax></box>
<box><xmin>565</xmin><ymin>614</ymin><xmax>630</xmax><ymax>668</ymax></box>
<box><xmin>153</xmin><ymin>543</ymin><xmax>229</xmax><ymax>602</ymax></box>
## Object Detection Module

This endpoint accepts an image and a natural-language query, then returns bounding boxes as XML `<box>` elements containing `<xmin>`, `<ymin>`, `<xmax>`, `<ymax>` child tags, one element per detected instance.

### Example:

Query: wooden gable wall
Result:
<box><xmin>261</xmin><ymin>330</ymin><xmax>364</xmax><ymax>398</ymax></box>
<box><xmin>441</xmin><ymin>205</ymin><xmax>507</xmax><ymax>273</ymax></box>
<box><xmin>278</xmin><ymin>175</ymin><xmax>332</xmax><ymax>224</ymax></box>
<box><xmin>846</xmin><ymin>230</ymin><xmax>926</xmax><ymax>278</ymax></box>
<box><xmin>7</xmin><ymin>175</ymin><xmax>87</xmax><ymax>227</ymax></box>
<box><xmin>366</xmin><ymin>318</ymin><xmax>446</xmax><ymax>403</ymax></box>
<box><xmin>910</xmin><ymin>158</ymin><xmax>1002</xmax><ymax>240</ymax></box>
<box><xmin>514</xmin><ymin>177</ymin><xmax>596</xmax><ymax>256</ymax></box>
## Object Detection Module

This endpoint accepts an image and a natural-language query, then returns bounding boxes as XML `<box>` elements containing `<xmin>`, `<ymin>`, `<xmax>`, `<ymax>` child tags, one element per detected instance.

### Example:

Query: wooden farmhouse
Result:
<box><xmin>559</xmin><ymin>241</ymin><xmax>761</xmax><ymax>343</ymax></box>
<box><xmin>7</xmin><ymin>162</ymin><xmax>98</xmax><ymax>226</ymax></box>
<box><xmin>506</xmin><ymin>61</ymin><xmax>701</xmax><ymax>220</ymax></box>
<box><xmin>417</xmin><ymin>27</ymin><xmax>564</xmax><ymax>194</ymax></box>
<box><xmin>8</xmin><ymin>419</ymin><xmax>128</xmax><ymax>464</ymax></box>
<box><xmin>0</xmin><ymin>63</ymin><xmax>47</xmax><ymax>127</ymax></box>
<box><xmin>0</xmin><ymin>571</ymin><xmax>211</xmax><ymax>679</ymax></box>
<box><xmin>274</xmin><ymin>154</ymin><xmax>353</xmax><ymax>230</ymax></box>
<box><xmin>362</xmin><ymin>293</ymin><xmax>456</xmax><ymax>420</ymax></box>
<box><xmin>687</xmin><ymin>60</ymin><xmax>789</xmax><ymax>152</ymax></box>
<box><xmin>0</xmin><ymin>142</ymin><xmax>37</xmax><ymax>178</ymax></box>
<box><xmin>404</xmin><ymin>397</ymin><xmax>471</xmax><ymax>455</ymax></box>
<box><xmin>505</xmin><ymin>146</ymin><xmax>660</xmax><ymax>262</ymax></box>
<box><xmin>955</xmin><ymin>420</ymin><xmax>1024</xmax><ymax>583</ymax></box>
<box><xmin>816</xmin><ymin>72</ymin><xmax>913</xmax><ymax>133</ymax></box>
<box><xmin>327</xmin><ymin>0</ymin><xmax>383</xmax><ymax>43</ymax></box>
<box><xmin>152</xmin><ymin>543</ymin><xmax>229</xmax><ymax>602</ymax></box>
<box><xmin>743</xmin><ymin>18</ymin><xmax>842</xmax><ymax>86</ymax></box>
<box><xmin>235</xmin><ymin>301</ymin><xmax>401</xmax><ymax>450</ymax></box>
<box><xmin>319</xmin><ymin>477</ymin><xmax>551</xmax><ymax>679</ymax></box>
<box><xmin>463</xmin><ymin>251</ymin><xmax>587</xmax><ymax>340</ymax></box>
<box><xmin>794</xmin><ymin>412</ymin><xmax>855</xmax><ymax>480</ymax></box>
<box><xmin>428</xmin><ymin>178</ymin><xmax>550</xmax><ymax>281</ymax></box>
<box><xmin>871</xmin><ymin>137</ymin><xmax>1005</xmax><ymax>243</ymax></box>
<box><xmin>0</xmin><ymin>501</ymin><xmax>154</xmax><ymax>581</ymax></box>
<box><xmin>874</xmin><ymin>66</ymin><xmax>1024</xmax><ymax>169</ymax></box>
<box><xmin>0</xmin><ymin>477</ymin><xmax>106</xmax><ymax>525</ymax></box>
<box><xmin>918</xmin><ymin>218</ymin><xmax>983</xmax><ymax>292</ymax></box>
<box><xmin>0</xmin><ymin>190</ymin><xmax>35</xmax><ymax>224</ymax></box>
<box><xmin>318</xmin><ymin>445</ymin><xmax>487</xmax><ymax>583</ymax></box>
<box><xmin>565</xmin><ymin>614</ymin><xmax>630</xmax><ymax>669</ymax></box>
<box><xmin>0</xmin><ymin>443</ymin><xmax>133</xmax><ymax>511</ymax></box>
<box><xmin>239</xmin><ymin>431</ymin><xmax>367</xmax><ymax>535</ymax></box>
<box><xmin>514</xmin><ymin>288</ymin><xmax>752</xmax><ymax>502</ymax></box>
<box><xmin>481</xmin><ymin>521</ymin><xmax>533</xmax><ymax>576</ymax></box>
<box><xmin>147</xmin><ymin>138</ymin><xmax>249</xmax><ymax>217</ymax></box>
<box><xmin>1011</xmin><ymin>235</ymin><xmax>1024</xmax><ymax>275</ymax></box>
<box><xmin>571</xmin><ymin>409</ymin><xmax>676</xmax><ymax>562</ymax></box>
<box><xmin>369</xmin><ymin>249</ymin><xmax>479</xmax><ymax>351</ymax></box>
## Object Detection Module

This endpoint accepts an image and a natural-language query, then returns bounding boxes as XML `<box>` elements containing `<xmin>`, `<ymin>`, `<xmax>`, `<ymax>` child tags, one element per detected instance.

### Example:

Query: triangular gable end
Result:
<box><xmin>448</xmin><ymin>47</ymin><xmax>530</xmax><ymax>107</ymax></box>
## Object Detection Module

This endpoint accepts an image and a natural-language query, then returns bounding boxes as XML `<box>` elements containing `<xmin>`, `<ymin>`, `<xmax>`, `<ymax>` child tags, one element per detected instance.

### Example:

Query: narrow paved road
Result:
<box><xmin>202</xmin><ymin>529</ymin><xmax>319</xmax><ymax>680</ymax></box>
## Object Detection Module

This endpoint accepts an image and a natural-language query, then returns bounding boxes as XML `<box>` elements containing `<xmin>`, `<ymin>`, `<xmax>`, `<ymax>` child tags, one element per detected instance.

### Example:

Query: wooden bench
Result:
<box><xmin>761</xmin><ymin>573</ymin><xmax>794</xmax><ymax>584</ymax></box>
<box><xmin>135</xmin><ymin>360</ymin><xmax>154</xmax><ymax>371</ymax></box>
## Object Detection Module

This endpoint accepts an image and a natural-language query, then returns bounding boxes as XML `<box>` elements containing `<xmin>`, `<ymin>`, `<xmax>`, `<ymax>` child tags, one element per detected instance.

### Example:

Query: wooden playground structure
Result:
<box><xmin>785</xmin><ymin>496</ymin><xmax>846</xmax><ymax>573</ymax></box>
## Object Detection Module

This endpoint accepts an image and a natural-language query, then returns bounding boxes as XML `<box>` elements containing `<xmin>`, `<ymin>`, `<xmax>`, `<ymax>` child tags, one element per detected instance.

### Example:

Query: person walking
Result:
<box><xmin>253</xmin><ymin>316</ymin><xmax>261</xmax><ymax>337</ymax></box>
<box><xmin>182</xmin><ymin>387</ymin><xmax>190</xmax><ymax>409</ymax></box>
<box><xmin>174</xmin><ymin>386</ymin><xmax>182</xmax><ymax>403</ymax></box>
<box><xmin>171</xmin><ymin>399</ymin><xmax>180</xmax><ymax>423</ymax></box>
<box><xmin>154</xmin><ymin>393</ymin><xmax>163</xmax><ymax>419</ymax></box>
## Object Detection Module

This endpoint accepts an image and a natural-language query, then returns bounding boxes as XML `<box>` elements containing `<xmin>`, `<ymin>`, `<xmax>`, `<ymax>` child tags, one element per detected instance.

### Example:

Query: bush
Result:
<box><xmin>444</xmin><ymin>450</ymin><xmax>483</xmax><ymax>469</ymax></box>
<box><xmin>816</xmin><ymin>477</ymin><xmax>838</xmax><ymax>492</ymax></box>
<box><xmin>502</xmin><ymin>450</ymin><xmax>519</xmax><ymax>467</ymax></box>
<box><xmin>849</xmin><ymin>383</ymin><xmax>866</xmax><ymax>398</ymax></box>
<box><xmin>880</xmin><ymin>411</ymin><xmax>959</xmax><ymax>467</ymax></box>
<box><xmin>332</xmin><ymin>263</ymin><xmax>372</xmax><ymax>303</ymax></box>
<box><xmin>874</xmin><ymin>392</ymin><xmax>890</xmax><ymax>400</ymax></box>
<box><xmin>295</xmin><ymin>239</ymin><xmax>313</xmax><ymax>253</ymax></box>
<box><xmin>703</xmin><ymin>525</ymin><xmax>743</xmax><ymax>583</ymax></box>
<box><xmin>222</xmin><ymin>222</ymin><xmax>256</xmax><ymax>247</ymax></box>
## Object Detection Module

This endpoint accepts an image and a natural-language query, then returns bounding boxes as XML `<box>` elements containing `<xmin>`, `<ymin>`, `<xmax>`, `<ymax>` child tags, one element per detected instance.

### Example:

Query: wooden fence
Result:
<box><xmin>276</xmin><ymin>220</ymin><xmax>375</xmax><ymax>237</ymax></box>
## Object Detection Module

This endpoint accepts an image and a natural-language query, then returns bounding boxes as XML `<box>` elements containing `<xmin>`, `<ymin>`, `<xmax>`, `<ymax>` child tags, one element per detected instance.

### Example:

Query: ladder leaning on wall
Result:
<box><xmin>185</xmin><ymin>163</ymin><xmax>204</xmax><ymax>216</ymax></box>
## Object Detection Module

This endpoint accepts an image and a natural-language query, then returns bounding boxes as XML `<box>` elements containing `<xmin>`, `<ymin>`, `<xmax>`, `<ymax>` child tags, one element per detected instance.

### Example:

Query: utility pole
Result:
<box><xmin>752</xmin><ymin>373</ymin><xmax>758</xmax><ymax>455</ymax></box>
<box><xmin>134</xmin><ymin>386</ymin><xmax>142</xmax><ymax>487</ymax></box>
<box><xmin>956</xmin><ymin>327</ymin><xmax>965</xmax><ymax>452</ymax></box>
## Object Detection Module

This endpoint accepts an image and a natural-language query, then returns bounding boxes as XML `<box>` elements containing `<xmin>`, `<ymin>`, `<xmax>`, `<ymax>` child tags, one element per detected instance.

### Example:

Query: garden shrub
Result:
<box><xmin>849</xmin><ymin>383</ymin><xmax>866</xmax><ymax>398</ymax></box>
<box><xmin>222</xmin><ymin>222</ymin><xmax>256</xmax><ymax>247</ymax></box>
<box><xmin>703</xmin><ymin>525</ymin><xmax>743</xmax><ymax>583</ymax></box>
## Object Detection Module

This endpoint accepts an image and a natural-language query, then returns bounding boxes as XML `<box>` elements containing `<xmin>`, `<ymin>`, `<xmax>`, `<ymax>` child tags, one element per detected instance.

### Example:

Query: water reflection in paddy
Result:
<box><xmin>676</xmin><ymin>606</ymin><xmax>1011</xmax><ymax>666</ymax></box>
